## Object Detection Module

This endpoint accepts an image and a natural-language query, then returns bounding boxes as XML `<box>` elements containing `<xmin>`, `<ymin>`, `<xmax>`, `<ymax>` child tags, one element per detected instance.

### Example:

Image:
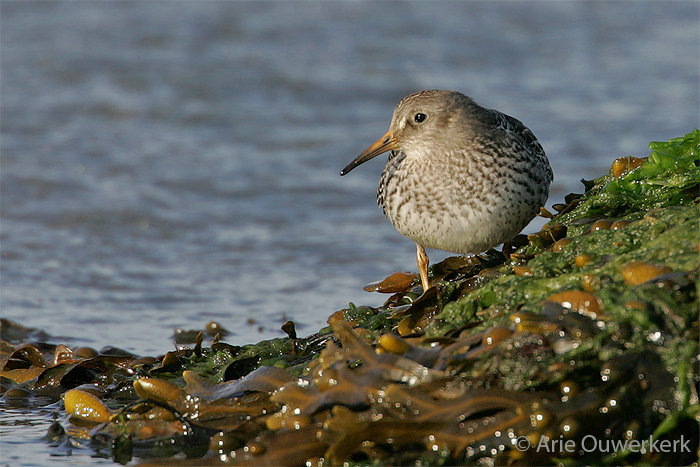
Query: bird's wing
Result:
<box><xmin>488</xmin><ymin>109</ymin><xmax>553</xmax><ymax>182</ymax></box>
<box><xmin>488</xmin><ymin>110</ymin><xmax>543</xmax><ymax>156</ymax></box>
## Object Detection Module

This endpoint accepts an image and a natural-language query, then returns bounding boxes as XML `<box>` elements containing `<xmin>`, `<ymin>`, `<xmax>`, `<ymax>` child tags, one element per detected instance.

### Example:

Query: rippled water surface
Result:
<box><xmin>1</xmin><ymin>1</ymin><xmax>698</xmax><ymax>464</ymax></box>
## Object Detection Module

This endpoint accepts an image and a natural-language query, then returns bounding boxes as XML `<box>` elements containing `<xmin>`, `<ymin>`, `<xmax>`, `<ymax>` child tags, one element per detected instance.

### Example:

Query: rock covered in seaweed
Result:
<box><xmin>0</xmin><ymin>130</ymin><xmax>698</xmax><ymax>465</ymax></box>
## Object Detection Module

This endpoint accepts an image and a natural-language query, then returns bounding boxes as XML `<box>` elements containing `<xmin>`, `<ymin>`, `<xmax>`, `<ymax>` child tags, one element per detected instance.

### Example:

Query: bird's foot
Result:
<box><xmin>416</xmin><ymin>244</ymin><xmax>430</xmax><ymax>292</ymax></box>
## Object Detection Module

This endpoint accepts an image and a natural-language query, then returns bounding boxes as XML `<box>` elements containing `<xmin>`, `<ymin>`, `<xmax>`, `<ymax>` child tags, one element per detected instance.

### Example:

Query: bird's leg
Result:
<box><xmin>415</xmin><ymin>244</ymin><xmax>430</xmax><ymax>292</ymax></box>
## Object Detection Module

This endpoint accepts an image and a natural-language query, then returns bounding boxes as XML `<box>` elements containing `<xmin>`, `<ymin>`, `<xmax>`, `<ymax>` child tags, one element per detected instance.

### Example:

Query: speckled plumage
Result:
<box><xmin>341</xmin><ymin>90</ymin><xmax>552</xmax><ymax>290</ymax></box>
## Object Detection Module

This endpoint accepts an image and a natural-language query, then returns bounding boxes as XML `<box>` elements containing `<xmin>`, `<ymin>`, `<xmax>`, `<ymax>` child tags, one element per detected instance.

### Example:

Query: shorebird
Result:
<box><xmin>340</xmin><ymin>90</ymin><xmax>552</xmax><ymax>292</ymax></box>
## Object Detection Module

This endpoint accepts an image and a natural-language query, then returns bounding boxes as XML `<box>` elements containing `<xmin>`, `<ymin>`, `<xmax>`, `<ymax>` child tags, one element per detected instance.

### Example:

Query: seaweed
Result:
<box><xmin>0</xmin><ymin>131</ymin><xmax>698</xmax><ymax>465</ymax></box>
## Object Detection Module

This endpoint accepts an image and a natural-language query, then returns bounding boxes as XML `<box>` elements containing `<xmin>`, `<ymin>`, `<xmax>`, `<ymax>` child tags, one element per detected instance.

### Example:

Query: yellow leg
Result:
<box><xmin>416</xmin><ymin>244</ymin><xmax>430</xmax><ymax>292</ymax></box>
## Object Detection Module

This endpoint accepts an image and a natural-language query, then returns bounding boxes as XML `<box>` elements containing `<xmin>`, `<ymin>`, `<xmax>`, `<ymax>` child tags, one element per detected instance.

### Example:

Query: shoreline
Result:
<box><xmin>1</xmin><ymin>130</ymin><xmax>698</xmax><ymax>465</ymax></box>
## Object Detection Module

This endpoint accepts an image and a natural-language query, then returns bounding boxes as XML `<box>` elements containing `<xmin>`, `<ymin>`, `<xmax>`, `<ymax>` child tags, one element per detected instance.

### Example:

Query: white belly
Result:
<box><xmin>381</xmin><ymin>159</ymin><xmax>544</xmax><ymax>254</ymax></box>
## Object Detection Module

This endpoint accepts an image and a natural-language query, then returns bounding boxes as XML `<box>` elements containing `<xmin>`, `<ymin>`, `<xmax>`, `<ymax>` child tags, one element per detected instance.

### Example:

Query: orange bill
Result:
<box><xmin>340</xmin><ymin>130</ymin><xmax>398</xmax><ymax>175</ymax></box>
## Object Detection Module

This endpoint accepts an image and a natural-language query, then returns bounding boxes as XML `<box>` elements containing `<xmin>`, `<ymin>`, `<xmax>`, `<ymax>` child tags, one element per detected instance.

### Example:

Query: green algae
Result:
<box><xmin>559</xmin><ymin>129</ymin><xmax>699</xmax><ymax>227</ymax></box>
<box><xmin>431</xmin><ymin>203</ymin><xmax>698</xmax><ymax>335</ymax></box>
<box><xmin>161</xmin><ymin>329</ymin><xmax>333</xmax><ymax>383</ymax></box>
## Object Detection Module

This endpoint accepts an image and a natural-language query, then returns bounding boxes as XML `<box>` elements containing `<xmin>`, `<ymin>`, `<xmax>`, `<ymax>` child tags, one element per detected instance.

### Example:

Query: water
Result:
<box><xmin>1</xmin><ymin>1</ymin><xmax>698</xmax><ymax>464</ymax></box>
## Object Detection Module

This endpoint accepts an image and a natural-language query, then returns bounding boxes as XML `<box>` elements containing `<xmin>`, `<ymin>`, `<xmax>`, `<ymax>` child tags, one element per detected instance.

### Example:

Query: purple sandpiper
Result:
<box><xmin>341</xmin><ymin>90</ymin><xmax>553</xmax><ymax>291</ymax></box>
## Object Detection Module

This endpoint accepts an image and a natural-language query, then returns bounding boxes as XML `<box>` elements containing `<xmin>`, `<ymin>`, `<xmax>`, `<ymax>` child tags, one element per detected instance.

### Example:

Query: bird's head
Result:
<box><xmin>341</xmin><ymin>90</ymin><xmax>478</xmax><ymax>176</ymax></box>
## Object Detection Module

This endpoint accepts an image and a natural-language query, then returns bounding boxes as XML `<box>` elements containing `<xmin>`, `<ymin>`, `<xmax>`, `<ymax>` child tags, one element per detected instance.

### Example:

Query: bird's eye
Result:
<box><xmin>414</xmin><ymin>113</ymin><xmax>427</xmax><ymax>123</ymax></box>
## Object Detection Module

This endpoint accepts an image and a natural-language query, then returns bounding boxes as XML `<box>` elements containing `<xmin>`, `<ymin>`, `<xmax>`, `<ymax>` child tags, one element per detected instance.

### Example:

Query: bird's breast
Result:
<box><xmin>378</xmin><ymin>149</ymin><xmax>474</xmax><ymax>218</ymax></box>
<box><xmin>376</xmin><ymin>146</ymin><xmax>550</xmax><ymax>254</ymax></box>
<box><xmin>377</xmin><ymin>150</ymin><xmax>407</xmax><ymax>214</ymax></box>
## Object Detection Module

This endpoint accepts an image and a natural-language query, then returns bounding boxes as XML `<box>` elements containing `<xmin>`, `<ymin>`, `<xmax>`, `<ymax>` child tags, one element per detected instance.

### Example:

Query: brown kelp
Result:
<box><xmin>1</xmin><ymin>130</ymin><xmax>698</xmax><ymax>465</ymax></box>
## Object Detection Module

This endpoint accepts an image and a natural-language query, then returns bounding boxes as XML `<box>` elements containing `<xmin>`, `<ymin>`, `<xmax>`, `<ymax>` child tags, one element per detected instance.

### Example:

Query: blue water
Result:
<box><xmin>1</xmin><ymin>1</ymin><xmax>698</xmax><ymax>464</ymax></box>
